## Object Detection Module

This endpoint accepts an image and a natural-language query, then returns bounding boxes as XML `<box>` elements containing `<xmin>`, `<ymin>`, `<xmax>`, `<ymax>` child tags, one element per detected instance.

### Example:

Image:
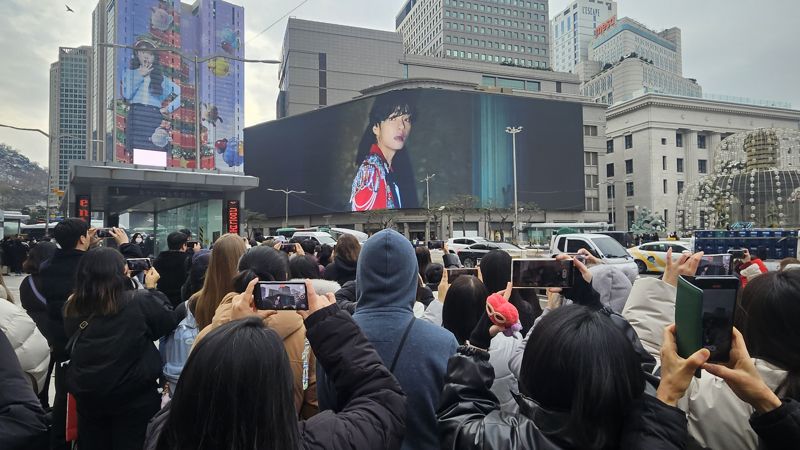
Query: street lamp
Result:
<box><xmin>266</xmin><ymin>188</ymin><xmax>307</xmax><ymax>228</ymax></box>
<box><xmin>98</xmin><ymin>42</ymin><xmax>280</xmax><ymax>166</ymax></box>
<box><xmin>599</xmin><ymin>179</ymin><xmax>620</xmax><ymax>229</ymax></box>
<box><xmin>419</xmin><ymin>173</ymin><xmax>436</xmax><ymax>241</ymax></box>
<box><xmin>505</xmin><ymin>126</ymin><xmax>523</xmax><ymax>243</ymax></box>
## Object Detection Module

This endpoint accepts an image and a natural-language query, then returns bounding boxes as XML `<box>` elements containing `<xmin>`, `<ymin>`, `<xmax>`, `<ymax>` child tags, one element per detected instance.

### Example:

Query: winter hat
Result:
<box><xmin>588</xmin><ymin>264</ymin><xmax>633</xmax><ymax>314</ymax></box>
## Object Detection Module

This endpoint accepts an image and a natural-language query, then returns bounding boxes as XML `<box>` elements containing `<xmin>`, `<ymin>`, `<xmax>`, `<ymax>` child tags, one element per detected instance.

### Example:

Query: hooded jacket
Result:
<box><xmin>318</xmin><ymin>229</ymin><xmax>458</xmax><ymax>450</ymax></box>
<box><xmin>0</xmin><ymin>299</ymin><xmax>50</xmax><ymax>394</ymax></box>
<box><xmin>622</xmin><ymin>277</ymin><xmax>789</xmax><ymax>449</ymax></box>
<box><xmin>0</xmin><ymin>332</ymin><xmax>49</xmax><ymax>450</ymax></box>
<box><xmin>153</xmin><ymin>250</ymin><xmax>191</xmax><ymax>307</ymax></box>
<box><xmin>324</xmin><ymin>256</ymin><xmax>358</xmax><ymax>285</ymax></box>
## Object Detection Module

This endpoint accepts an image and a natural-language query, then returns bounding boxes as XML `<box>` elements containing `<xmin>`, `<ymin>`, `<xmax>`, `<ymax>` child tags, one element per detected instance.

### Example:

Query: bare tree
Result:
<box><xmin>446</xmin><ymin>194</ymin><xmax>478</xmax><ymax>236</ymax></box>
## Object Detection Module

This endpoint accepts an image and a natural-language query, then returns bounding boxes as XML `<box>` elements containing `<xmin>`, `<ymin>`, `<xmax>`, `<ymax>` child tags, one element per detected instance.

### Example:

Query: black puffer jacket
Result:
<box><xmin>437</xmin><ymin>349</ymin><xmax>688</xmax><ymax>450</ymax></box>
<box><xmin>144</xmin><ymin>305</ymin><xmax>406</xmax><ymax>450</ymax></box>
<box><xmin>751</xmin><ymin>398</ymin><xmax>800</xmax><ymax>450</ymax></box>
<box><xmin>153</xmin><ymin>250</ymin><xmax>190</xmax><ymax>307</ymax></box>
<box><xmin>324</xmin><ymin>256</ymin><xmax>357</xmax><ymax>285</ymax></box>
<box><xmin>64</xmin><ymin>289</ymin><xmax>178</xmax><ymax>406</ymax></box>
<box><xmin>334</xmin><ymin>280</ymin><xmax>358</xmax><ymax>315</ymax></box>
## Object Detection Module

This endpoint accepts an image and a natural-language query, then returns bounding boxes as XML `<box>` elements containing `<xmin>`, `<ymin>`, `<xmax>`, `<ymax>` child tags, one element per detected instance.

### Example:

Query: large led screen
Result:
<box><xmin>245</xmin><ymin>88</ymin><xmax>585</xmax><ymax>216</ymax></box>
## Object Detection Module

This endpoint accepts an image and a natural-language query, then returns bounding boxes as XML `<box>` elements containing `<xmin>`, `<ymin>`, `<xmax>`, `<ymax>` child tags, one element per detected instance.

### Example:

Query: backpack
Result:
<box><xmin>160</xmin><ymin>306</ymin><xmax>198</xmax><ymax>395</ymax></box>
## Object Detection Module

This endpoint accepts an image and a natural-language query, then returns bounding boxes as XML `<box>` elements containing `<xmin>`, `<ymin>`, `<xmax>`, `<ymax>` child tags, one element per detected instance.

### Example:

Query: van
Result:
<box><xmin>550</xmin><ymin>233</ymin><xmax>639</xmax><ymax>280</ymax></box>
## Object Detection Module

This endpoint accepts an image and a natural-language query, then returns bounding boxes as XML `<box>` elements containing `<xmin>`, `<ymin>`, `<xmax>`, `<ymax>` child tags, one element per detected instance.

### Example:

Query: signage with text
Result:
<box><xmin>76</xmin><ymin>195</ymin><xmax>91</xmax><ymax>222</ymax></box>
<box><xmin>225</xmin><ymin>200</ymin><xmax>240</xmax><ymax>235</ymax></box>
<box><xmin>595</xmin><ymin>15</ymin><xmax>617</xmax><ymax>37</ymax></box>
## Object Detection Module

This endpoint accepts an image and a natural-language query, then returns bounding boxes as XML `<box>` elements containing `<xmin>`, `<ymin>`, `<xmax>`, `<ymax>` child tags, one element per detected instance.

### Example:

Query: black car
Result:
<box><xmin>456</xmin><ymin>241</ymin><xmax>526</xmax><ymax>267</ymax></box>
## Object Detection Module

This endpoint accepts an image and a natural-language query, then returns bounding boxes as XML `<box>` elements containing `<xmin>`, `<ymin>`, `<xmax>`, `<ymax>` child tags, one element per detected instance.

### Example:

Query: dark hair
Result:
<box><xmin>23</xmin><ymin>241</ymin><xmax>58</xmax><ymax>274</ymax></box>
<box><xmin>179</xmin><ymin>228</ymin><xmax>192</xmax><ymax>239</ymax></box>
<box><xmin>53</xmin><ymin>219</ymin><xmax>90</xmax><ymax>250</ymax></box>
<box><xmin>156</xmin><ymin>317</ymin><xmax>299</xmax><ymax>450</ymax></box>
<box><xmin>740</xmin><ymin>271</ymin><xmax>800</xmax><ymax>399</ymax></box>
<box><xmin>167</xmin><ymin>231</ymin><xmax>189</xmax><ymax>251</ymax></box>
<box><xmin>479</xmin><ymin>250</ymin><xmax>535</xmax><ymax>334</ymax></box>
<box><xmin>186</xmin><ymin>250</ymin><xmax>212</xmax><ymax>302</ymax></box>
<box><xmin>233</xmin><ymin>247</ymin><xmax>290</xmax><ymax>293</ymax></box>
<box><xmin>355</xmin><ymin>91</ymin><xmax>420</xmax><ymax>209</ymax></box>
<box><xmin>317</xmin><ymin>244</ymin><xmax>333</xmax><ymax>267</ymax></box>
<box><xmin>131</xmin><ymin>232</ymin><xmax>144</xmax><ymax>242</ymax></box>
<box><xmin>298</xmin><ymin>239</ymin><xmax>316</xmax><ymax>255</ymax></box>
<box><xmin>64</xmin><ymin>247</ymin><xmax>129</xmax><ymax>317</ymax></box>
<box><xmin>425</xmin><ymin>263</ymin><xmax>443</xmax><ymax>286</ymax></box>
<box><xmin>129</xmin><ymin>40</ymin><xmax>164</xmax><ymax>97</ymax></box>
<box><xmin>290</xmin><ymin>255</ymin><xmax>321</xmax><ymax>279</ymax></box>
<box><xmin>441</xmin><ymin>276</ymin><xmax>488</xmax><ymax>344</ymax></box>
<box><xmin>519</xmin><ymin>305</ymin><xmax>645</xmax><ymax>450</ymax></box>
<box><xmin>334</xmin><ymin>234</ymin><xmax>361</xmax><ymax>265</ymax></box>
<box><xmin>415</xmin><ymin>246</ymin><xmax>431</xmax><ymax>283</ymax></box>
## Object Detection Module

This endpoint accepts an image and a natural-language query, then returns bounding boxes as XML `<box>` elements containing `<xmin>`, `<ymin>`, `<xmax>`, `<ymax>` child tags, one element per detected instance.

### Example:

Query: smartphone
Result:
<box><xmin>447</xmin><ymin>267</ymin><xmax>478</xmax><ymax>283</ymax></box>
<box><xmin>95</xmin><ymin>228</ymin><xmax>113</xmax><ymax>238</ymax></box>
<box><xmin>727</xmin><ymin>248</ymin><xmax>746</xmax><ymax>259</ymax></box>
<box><xmin>695</xmin><ymin>254</ymin><xmax>732</xmax><ymax>276</ymax></box>
<box><xmin>187</xmin><ymin>241</ymin><xmax>199</xmax><ymax>249</ymax></box>
<box><xmin>676</xmin><ymin>276</ymin><xmax>739</xmax><ymax>363</ymax></box>
<box><xmin>126</xmin><ymin>258</ymin><xmax>152</xmax><ymax>272</ymax></box>
<box><xmin>254</xmin><ymin>281</ymin><xmax>308</xmax><ymax>310</ymax></box>
<box><xmin>511</xmin><ymin>258</ymin><xmax>574</xmax><ymax>288</ymax></box>
<box><xmin>280</xmin><ymin>243</ymin><xmax>296</xmax><ymax>253</ymax></box>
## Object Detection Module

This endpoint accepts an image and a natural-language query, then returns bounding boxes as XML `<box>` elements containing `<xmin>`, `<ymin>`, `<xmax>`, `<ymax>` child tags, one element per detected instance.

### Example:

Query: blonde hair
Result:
<box><xmin>194</xmin><ymin>234</ymin><xmax>247</xmax><ymax>329</ymax></box>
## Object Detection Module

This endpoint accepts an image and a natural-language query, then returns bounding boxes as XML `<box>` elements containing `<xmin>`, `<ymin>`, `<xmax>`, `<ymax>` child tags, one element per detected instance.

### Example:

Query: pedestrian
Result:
<box><xmin>0</xmin><ymin>331</ymin><xmax>49</xmax><ymax>450</ymax></box>
<box><xmin>143</xmin><ymin>280</ymin><xmax>406</xmax><ymax>450</ymax></box>
<box><xmin>0</xmin><ymin>289</ymin><xmax>50</xmax><ymax>399</ymax></box>
<box><xmin>63</xmin><ymin>247</ymin><xmax>177</xmax><ymax>450</ymax></box>
<box><xmin>153</xmin><ymin>231</ymin><xmax>192</xmax><ymax>307</ymax></box>
<box><xmin>318</xmin><ymin>229</ymin><xmax>458</xmax><ymax>450</ymax></box>
<box><xmin>323</xmin><ymin>234</ymin><xmax>360</xmax><ymax>285</ymax></box>
<box><xmin>479</xmin><ymin>250</ymin><xmax>538</xmax><ymax>335</ymax></box>
<box><xmin>190</xmin><ymin>233</ymin><xmax>246</xmax><ymax>330</ymax></box>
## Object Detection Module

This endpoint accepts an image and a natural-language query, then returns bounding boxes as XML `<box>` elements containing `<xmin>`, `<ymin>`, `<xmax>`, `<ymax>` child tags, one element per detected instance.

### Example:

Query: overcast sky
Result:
<box><xmin>1</xmin><ymin>0</ymin><xmax>798</xmax><ymax>166</ymax></box>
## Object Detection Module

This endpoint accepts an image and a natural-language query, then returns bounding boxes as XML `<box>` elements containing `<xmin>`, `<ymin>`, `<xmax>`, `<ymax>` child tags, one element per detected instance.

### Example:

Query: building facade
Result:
<box><xmin>48</xmin><ymin>47</ymin><xmax>92</xmax><ymax>197</ymax></box>
<box><xmin>90</xmin><ymin>0</ymin><xmax>245</xmax><ymax>173</ymax></box>
<box><xmin>602</xmin><ymin>93</ymin><xmax>800</xmax><ymax>231</ymax></box>
<box><xmin>550</xmin><ymin>0</ymin><xmax>616</xmax><ymax>74</ymax></box>
<box><xmin>396</xmin><ymin>0</ymin><xmax>550</xmax><ymax>69</ymax></box>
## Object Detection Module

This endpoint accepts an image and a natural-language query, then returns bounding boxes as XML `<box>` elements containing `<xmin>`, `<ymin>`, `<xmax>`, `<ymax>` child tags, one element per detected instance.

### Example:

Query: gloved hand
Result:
<box><xmin>468</xmin><ymin>313</ymin><xmax>494</xmax><ymax>350</ymax></box>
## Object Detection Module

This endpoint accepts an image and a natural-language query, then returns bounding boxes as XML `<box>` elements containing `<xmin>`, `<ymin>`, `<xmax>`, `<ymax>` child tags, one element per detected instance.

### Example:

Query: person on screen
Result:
<box><xmin>121</xmin><ymin>39</ymin><xmax>181</xmax><ymax>153</ymax></box>
<box><xmin>350</xmin><ymin>92</ymin><xmax>419</xmax><ymax>211</ymax></box>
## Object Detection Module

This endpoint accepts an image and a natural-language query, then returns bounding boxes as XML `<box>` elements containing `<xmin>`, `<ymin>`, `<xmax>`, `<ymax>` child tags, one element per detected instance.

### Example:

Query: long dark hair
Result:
<box><xmin>156</xmin><ymin>317</ymin><xmax>299</xmax><ymax>450</ymax></box>
<box><xmin>441</xmin><ymin>275</ymin><xmax>488</xmax><ymax>344</ymax></box>
<box><xmin>64</xmin><ymin>247</ymin><xmax>130</xmax><ymax>317</ymax></box>
<box><xmin>740</xmin><ymin>270</ymin><xmax>800</xmax><ymax>399</ymax></box>
<box><xmin>519</xmin><ymin>305</ymin><xmax>645</xmax><ymax>449</ymax></box>
<box><xmin>129</xmin><ymin>40</ymin><xmax>164</xmax><ymax>97</ymax></box>
<box><xmin>289</xmin><ymin>254</ymin><xmax>321</xmax><ymax>279</ymax></box>
<box><xmin>23</xmin><ymin>241</ymin><xmax>57</xmax><ymax>274</ymax></box>
<box><xmin>415</xmin><ymin>246</ymin><xmax>431</xmax><ymax>283</ymax></box>
<box><xmin>355</xmin><ymin>90</ymin><xmax>420</xmax><ymax>209</ymax></box>
<box><xmin>479</xmin><ymin>250</ymin><xmax>536</xmax><ymax>334</ymax></box>
<box><xmin>232</xmin><ymin>246</ymin><xmax>290</xmax><ymax>293</ymax></box>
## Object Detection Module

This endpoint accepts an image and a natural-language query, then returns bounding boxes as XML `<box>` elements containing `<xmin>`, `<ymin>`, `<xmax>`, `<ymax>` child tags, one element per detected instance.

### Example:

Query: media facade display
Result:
<box><xmin>114</xmin><ymin>0</ymin><xmax>244</xmax><ymax>172</ymax></box>
<box><xmin>245</xmin><ymin>88</ymin><xmax>585</xmax><ymax>216</ymax></box>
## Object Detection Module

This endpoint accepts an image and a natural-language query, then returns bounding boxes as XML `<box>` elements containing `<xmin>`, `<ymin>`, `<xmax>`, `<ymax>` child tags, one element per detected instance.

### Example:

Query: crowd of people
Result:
<box><xmin>1</xmin><ymin>219</ymin><xmax>800</xmax><ymax>450</ymax></box>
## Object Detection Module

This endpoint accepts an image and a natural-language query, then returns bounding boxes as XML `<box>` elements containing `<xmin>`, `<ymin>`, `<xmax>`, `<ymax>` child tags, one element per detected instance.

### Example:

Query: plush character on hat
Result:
<box><xmin>486</xmin><ymin>293</ymin><xmax>522</xmax><ymax>337</ymax></box>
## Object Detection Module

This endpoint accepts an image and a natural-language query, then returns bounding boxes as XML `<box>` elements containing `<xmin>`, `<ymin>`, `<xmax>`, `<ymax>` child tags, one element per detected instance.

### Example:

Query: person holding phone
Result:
<box><xmin>623</xmin><ymin>251</ymin><xmax>800</xmax><ymax>449</ymax></box>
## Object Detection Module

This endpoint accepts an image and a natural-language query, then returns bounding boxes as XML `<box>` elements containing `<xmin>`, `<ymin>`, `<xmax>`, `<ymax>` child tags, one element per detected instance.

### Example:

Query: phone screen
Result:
<box><xmin>126</xmin><ymin>258</ymin><xmax>152</xmax><ymax>272</ymax></box>
<box><xmin>701</xmin><ymin>288</ymin><xmax>737</xmax><ymax>362</ymax></box>
<box><xmin>281</xmin><ymin>243</ymin><xmax>295</xmax><ymax>253</ymax></box>
<box><xmin>447</xmin><ymin>268</ymin><xmax>478</xmax><ymax>283</ymax></box>
<box><xmin>95</xmin><ymin>228</ymin><xmax>113</xmax><ymax>238</ymax></box>
<box><xmin>696</xmin><ymin>254</ymin><xmax>732</xmax><ymax>276</ymax></box>
<box><xmin>512</xmin><ymin>259</ymin><xmax>573</xmax><ymax>288</ymax></box>
<box><xmin>254</xmin><ymin>282</ymin><xmax>308</xmax><ymax>310</ymax></box>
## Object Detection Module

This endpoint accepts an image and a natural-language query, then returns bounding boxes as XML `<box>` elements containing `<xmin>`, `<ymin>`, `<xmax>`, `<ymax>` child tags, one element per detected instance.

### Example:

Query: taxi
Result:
<box><xmin>627</xmin><ymin>241</ymin><xmax>692</xmax><ymax>273</ymax></box>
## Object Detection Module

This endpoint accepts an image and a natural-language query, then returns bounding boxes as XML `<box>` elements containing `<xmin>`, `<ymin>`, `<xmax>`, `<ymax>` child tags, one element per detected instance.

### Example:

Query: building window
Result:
<box><xmin>585</xmin><ymin>174</ymin><xmax>598</xmax><ymax>188</ymax></box>
<box><xmin>662</xmin><ymin>156</ymin><xmax>667</xmax><ymax>170</ymax></box>
<box><xmin>626</xmin><ymin>182</ymin><xmax>634</xmax><ymax>197</ymax></box>
<box><xmin>606</xmin><ymin>163</ymin><xmax>614</xmax><ymax>177</ymax></box>
<box><xmin>625</xmin><ymin>159</ymin><xmax>633</xmax><ymax>174</ymax></box>
<box><xmin>663</xmin><ymin>179</ymin><xmax>668</xmax><ymax>194</ymax></box>
<box><xmin>676</xmin><ymin>132</ymin><xmax>683</xmax><ymax>147</ymax></box>
<box><xmin>584</xmin><ymin>152</ymin><xmax>598</xmax><ymax>166</ymax></box>
<box><xmin>698</xmin><ymin>159</ymin><xmax>708</xmax><ymax>174</ymax></box>
<box><xmin>607</xmin><ymin>185</ymin><xmax>615</xmax><ymax>199</ymax></box>
<box><xmin>661</xmin><ymin>138</ymin><xmax>667</xmax><ymax>145</ymax></box>
<box><xmin>318</xmin><ymin>53</ymin><xmax>327</xmax><ymax>71</ymax></box>
<box><xmin>677</xmin><ymin>158</ymin><xmax>684</xmax><ymax>173</ymax></box>
<box><xmin>678</xmin><ymin>181</ymin><xmax>684</xmax><ymax>194</ymax></box>
<box><xmin>526</xmin><ymin>81</ymin><xmax>540</xmax><ymax>91</ymax></box>
<box><xmin>697</xmin><ymin>134</ymin><xmax>707</xmax><ymax>149</ymax></box>
<box><xmin>606</xmin><ymin>139</ymin><xmax>614</xmax><ymax>153</ymax></box>
<box><xmin>624</xmin><ymin>134</ymin><xmax>633</xmax><ymax>149</ymax></box>
<box><xmin>585</xmin><ymin>197</ymin><xmax>599</xmax><ymax>211</ymax></box>
<box><xmin>627</xmin><ymin>210</ymin><xmax>635</xmax><ymax>228</ymax></box>
<box><xmin>556</xmin><ymin>81</ymin><xmax>562</xmax><ymax>93</ymax></box>
<box><xmin>319</xmin><ymin>88</ymin><xmax>327</xmax><ymax>106</ymax></box>
<box><xmin>583</xmin><ymin>125</ymin><xmax>598</xmax><ymax>136</ymax></box>
<box><xmin>318</xmin><ymin>71</ymin><xmax>327</xmax><ymax>88</ymax></box>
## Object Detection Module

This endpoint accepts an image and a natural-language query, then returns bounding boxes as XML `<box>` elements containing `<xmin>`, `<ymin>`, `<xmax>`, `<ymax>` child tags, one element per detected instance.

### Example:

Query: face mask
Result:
<box><xmin>135</xmin><ymin>238</ymin><xmax>143</xmax><ymax>244</ymax></box>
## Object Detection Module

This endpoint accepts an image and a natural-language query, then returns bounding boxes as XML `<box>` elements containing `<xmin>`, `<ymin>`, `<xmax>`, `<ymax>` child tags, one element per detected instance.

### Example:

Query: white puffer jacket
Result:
<box><xmin>622</xmin><ymin>277</ymin><xmax>788</xmax><ymax>450</ymax></box>
<box><xmin>0</xmin><ymin>299</ymin><xmax>51</xmax><ymax>393</ymax></box>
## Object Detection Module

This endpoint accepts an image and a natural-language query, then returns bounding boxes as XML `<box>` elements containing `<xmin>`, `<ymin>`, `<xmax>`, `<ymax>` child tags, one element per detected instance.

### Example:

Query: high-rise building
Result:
<box><xmin>90</xmin><ymin>0</ymin><xmax>245</xmax><ymax>173</ymax></box>
<box><xmin>48</xmin><ymin>47</ymin><xmax>92</xmax><ymax>197</ymax></box>
<box><xmin>396</xmin><ymin>0</ymin><xmax>550</xmax><ymax>70</ymax></box>
<box><xmin>550</xmin><ymin>0</ymin><xmax>616</xmax><ymax>74</ymax></box>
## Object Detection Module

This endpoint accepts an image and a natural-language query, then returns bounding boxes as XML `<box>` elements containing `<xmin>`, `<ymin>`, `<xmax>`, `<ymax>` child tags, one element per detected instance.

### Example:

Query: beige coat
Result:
<box><xmin>622</xmin><ymin>277</ymin><xmax>788</xmax><ymax>449</ymax></box>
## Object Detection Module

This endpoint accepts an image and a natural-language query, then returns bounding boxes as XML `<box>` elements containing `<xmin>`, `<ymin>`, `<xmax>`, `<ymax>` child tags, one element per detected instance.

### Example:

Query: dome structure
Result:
<box><xmin>676</xmin><ymin>128</ymin><xmax>800</xmax><ymax>231</ymax></box>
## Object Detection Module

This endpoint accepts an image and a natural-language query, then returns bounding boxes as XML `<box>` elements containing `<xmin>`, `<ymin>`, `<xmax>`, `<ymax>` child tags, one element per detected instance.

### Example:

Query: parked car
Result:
<box><xmin>550</xmin><ymin>233</ymin><xmax>639</xmax><ymax>280</ymax></box>
<box><xmin>456</xmin><ymin>241</ymin><xmax>526</xmax><ymax>267</ymax></box>
<box><xmin>446</xmin><ymin>236</ymin><xmax>488</xmax><ymax>252</ymax></box>
<box><xmin>290</xmin><ymin>231</ymin><xmax>337</xmax><ymax>246</ymax></box>
<box><xmin>328</xmin><ymin>228</ymin><xmax>369</xmax><ymax>244</ymax></box>
<box><xmin>628</xmin><ymin>241</ymin><xmax>692</xmax><ymax>274</ymax></box>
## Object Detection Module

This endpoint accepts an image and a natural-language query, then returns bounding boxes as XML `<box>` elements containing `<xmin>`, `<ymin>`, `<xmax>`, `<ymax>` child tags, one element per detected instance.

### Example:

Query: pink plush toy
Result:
<box><xmin>486</xmin><ymin>293</ymin><xmax>522</xmax><ymax>336</ymax></box>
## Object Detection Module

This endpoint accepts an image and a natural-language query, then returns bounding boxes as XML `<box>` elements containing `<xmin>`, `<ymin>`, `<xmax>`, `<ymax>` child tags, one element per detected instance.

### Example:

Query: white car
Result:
<box><xmin>290</xmin><ymin>231</ymin><xmax>337</xmax><ymax>246</ymax></box>
<box><xmin>446</xmin><ymin>237</ymin><xmax>488</xmax><ymax>252</ymax></box>
<box><xmin>627</xmin><ymin>241</ymin><xmax>692</xmax><ymax>274</ymax></box>
<box><xmin>550</xmin><ymin>233</ymin><xmax>639</xmax><ymax>280</ymax></box>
